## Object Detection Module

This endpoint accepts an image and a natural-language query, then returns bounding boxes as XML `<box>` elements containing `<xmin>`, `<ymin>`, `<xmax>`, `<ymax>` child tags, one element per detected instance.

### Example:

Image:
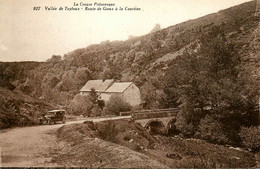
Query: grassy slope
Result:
<box><xmin>53</xmin><ymin>120</ymin><xmax>257</xmax><ymax>168</ymax></box>
<box><xmin>52</xmin><ymin>122</ymin><xmax>167</xmax><ymax>168</ymax></box>
<box><xmin>0</xmin><ymin>87</ymin><xmax>53</xmax><ymax>128</ymax></box>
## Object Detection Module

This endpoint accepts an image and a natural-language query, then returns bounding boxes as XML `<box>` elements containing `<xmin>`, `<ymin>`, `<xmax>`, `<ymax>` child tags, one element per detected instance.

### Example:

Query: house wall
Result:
<box><xmin>100</xmin><ymin>84</ymin><xmax>141</xmax><ymax>107</ymax></box>
<box><xmin>100</xmin><ymin>93</ymin><xmax>112</xmax><ymax>102</ymax></box>
<box><xmin>122</xmin><ymin>83</ymin><xmax>142</xmax><ymax>107</ymax></box>
<box><xmin>100</xmin><ymin>93</ymin><xmax>121</xmax><ymax>101</ymax></box>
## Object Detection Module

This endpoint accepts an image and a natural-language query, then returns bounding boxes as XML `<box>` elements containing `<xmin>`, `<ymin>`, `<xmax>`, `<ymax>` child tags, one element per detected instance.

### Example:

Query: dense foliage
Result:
<box><xmin>0</xmin><ymin>87</ymin><xmax>51</xmax><ymax>128</ymax></box>
<box><xmin>1</xmin><ymin>1</ymin><xmax>258</xmax><ymax>109</ymax></box>
<box><xmin>164</xmin><ymin>25</ymin><xmax>259</xmax><ymax>144</ymax></box>
<box><xmin>105</xmin><ymin>95</ymin><xmax>132</xmax><ymax>115</ymax></box>
<box><xmin>68</xmin><ymin>89</ymin><xmax>103</xmax><ymax>117</ymax></box>
<box><xmin>0</xmin><ymin>0</ymin><xmax>258</xmax><ymax>147</ymax></box>
<box><xmin>239</xmin><ymin>126</ymin><xmax>260</xmax><ymax>152</ymax></box>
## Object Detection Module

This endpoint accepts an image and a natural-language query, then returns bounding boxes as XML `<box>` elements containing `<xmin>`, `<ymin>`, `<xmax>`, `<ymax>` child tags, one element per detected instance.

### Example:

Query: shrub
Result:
<box><xmin>91</xmin><ymin>105</ymin><xmax>101</xmax><ymax>117</ymax></box>
<box><xmin>198</xmin><ymin>115</ymin><xmax>229</xmax><ymax>144</ymax></box>
<box><xmin>96</xmin><ymin>121</ymin><xmax>119</xmax><ymax>143</ymax></box>
<box><xmin>239</xmin><ymin>126</ymin><xmax>260</xmax><ymax>152</ymax></box>
<box><xmin>175</xmin><ymin>114</ymin><xmax>197</xmax><ymax>137</ymax></box>
<box><xmin>105</xmin><ymin>95</ymin><xmax>132</xmax><ymax>115</ymax></box>
<box><xmin>68</xmin><ymin>94</ymin><xmax>93</xmax><ymax>116</ymax></box>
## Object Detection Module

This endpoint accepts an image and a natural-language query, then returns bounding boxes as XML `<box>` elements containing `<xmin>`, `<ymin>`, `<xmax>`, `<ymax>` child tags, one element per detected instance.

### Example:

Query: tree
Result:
<box><xmin>150</xmin><ymin>24</ymin><xmax>161</xmax><ymax>33</ymax></box>
<box><xmin>87</xmin><ymin>88</ymin><xmax>106</xmax><ymax>116</ymax></box>
<box><xmin>198</xmin><ymin>115</ymin><xmax>229</xmax><ymax>144</ymax></box>
<box><xmin>140</xmin><ymin>81</ymin><xmax>167</xmax><ymax>109</ymax></box>
<box><xmin>46</xmin><ymin>55</ymin><xmax>62</xmax><ymax>63</ymax></box>
<box><xmin>68</xmin><ymin>94</ymin><xmax>93</xmax><ymax>117</ymax></box>
<box><xmin>239</xmin><ymin>126</ymin><xmax>260</xmax><ymax>152</ymax></box>
<box><xmin>128</xmin><ymin>35</ymin><xmax>135</xmax><ymax>39</ymax></box>
<box><xmin>97</xmin><ymin>99</ymin><xmax>105</xmax><ymax>110</ymax></box>
<box><xmin>88</xmin><ymin>88</ymin><xmax>99</xmax><ymax>105</ymax></box>
<box><xmin>105</xmin><ymin>95</ymin><xmax>132</xmax><ymax>115</ymax></box>
<box><xmin>164</xmin><ymin>26</ymin><xmax>259</xmax><ymax>143</ymax></box>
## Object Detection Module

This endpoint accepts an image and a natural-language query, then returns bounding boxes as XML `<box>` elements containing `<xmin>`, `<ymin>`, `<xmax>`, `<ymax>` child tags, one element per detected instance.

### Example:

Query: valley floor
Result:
<box><xmin>0</xmin><ymin>119</ymin><xmax>259</xmax><ymax>168</ymax></box>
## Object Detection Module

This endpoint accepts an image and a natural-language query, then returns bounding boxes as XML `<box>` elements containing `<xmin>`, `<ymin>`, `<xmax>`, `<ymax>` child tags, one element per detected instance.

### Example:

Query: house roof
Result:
<box><xmin>80</xmin><ymin>79</ymin><xmax>114</xmax><ymax>92</ymax></box>
<box><xmin>96</xmin><ymin>79</ymin><xmax>114</xmax><ymax>92</ymax></box>
<box><xmin>105</xmin><ymin>82</ymin><xmax>133</xmax><ymax>93</ymax></box>
<box><xmin>80</xmin><ymin>80</ymin><xmax>103</xmax><ymax>92</ymax></box>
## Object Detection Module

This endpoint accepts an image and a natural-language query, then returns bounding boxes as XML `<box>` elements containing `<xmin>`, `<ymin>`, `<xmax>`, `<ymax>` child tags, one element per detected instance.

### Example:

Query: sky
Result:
<box><xmin>0</xmin><ymin>0</ymin><xmax>252</xmax><ymax>62</ymax></box>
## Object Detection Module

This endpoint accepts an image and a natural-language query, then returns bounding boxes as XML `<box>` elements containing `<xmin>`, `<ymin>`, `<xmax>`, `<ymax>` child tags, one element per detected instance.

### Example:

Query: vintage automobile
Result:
<box><xmin>39</xmin><ymin>109</ymin><xmax>66</xmax><ymax>125</ymax></box>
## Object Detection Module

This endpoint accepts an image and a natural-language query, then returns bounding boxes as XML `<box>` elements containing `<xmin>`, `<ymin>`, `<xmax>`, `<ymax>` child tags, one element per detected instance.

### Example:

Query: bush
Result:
<box><xmin>96</xmin><ymin>121</ymin><xmax>119</xmax><ymax>143</ymax></box>
<box><xmin>175</xmin><ymin>113</ymin><xmax>197</xmax><ymax>137</ymax></box>
<box><xmin>91</xmin><ymin>105</ymin><xmax>101</xmax><ymax>117</ymax></box>
<box><xmin>105</xmin><ymin>95</ymin><xmax>132</xmax><ymax>115</ymax></box>
<box><xmin>68</xmin><ymin>94</ymin><xmax>93</xmax><ymax>116</ymax></box>
<box><xmin>239</xmin><ymin>126</ymin><xmax>260</xmax><ymax>152</ymax></box>
<box><xmin>198</xmin><ymin>115</ymin><xmax>229</xmax><ymax>144</ymax></box>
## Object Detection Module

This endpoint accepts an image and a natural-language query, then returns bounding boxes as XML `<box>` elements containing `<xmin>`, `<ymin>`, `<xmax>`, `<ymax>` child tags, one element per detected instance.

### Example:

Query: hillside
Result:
<box><xmin>0</xmin><ymin>1</ymin><xmax>259</xmax><ymax>127</ymax></box>
<box><xmin>51</xmin><ymin>120</ymin><xmax>257</xmax><ymax>168</ymax></box>
<box><xmin>0</xmin><ymin>87</ymin><xmax>53</xmax><ymax>128</ymax></box>
<box><xmin>1</xmin><ymin>1</ymin><xmax>258</xmax><ymax>106</ymax></box>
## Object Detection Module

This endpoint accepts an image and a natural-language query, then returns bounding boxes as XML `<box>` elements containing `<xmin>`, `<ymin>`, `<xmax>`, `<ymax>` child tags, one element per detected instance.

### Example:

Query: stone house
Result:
<box><xmin>80</xmin><ymin>79</ymin><xmax>141</xmax><ymax>107</ymax></box>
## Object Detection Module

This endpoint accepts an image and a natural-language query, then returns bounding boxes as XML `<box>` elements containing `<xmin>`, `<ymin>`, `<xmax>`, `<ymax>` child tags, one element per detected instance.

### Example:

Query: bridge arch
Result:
<box><xmin>144</xmin><ymin>119</ymin><xmax>166</xmax><ymax>135</ymax></box>
<box><xmin>165</xmin><ymin>117</ymin><xmax>178</xmax><ymax>135</ymax></box>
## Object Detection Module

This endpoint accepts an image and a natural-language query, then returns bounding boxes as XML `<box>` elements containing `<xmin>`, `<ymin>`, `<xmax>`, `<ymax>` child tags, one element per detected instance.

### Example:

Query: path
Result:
<box><xmin>0</xmin><ymin>116</ymin><xmax>131</xmax><ymax>167</ymax></box>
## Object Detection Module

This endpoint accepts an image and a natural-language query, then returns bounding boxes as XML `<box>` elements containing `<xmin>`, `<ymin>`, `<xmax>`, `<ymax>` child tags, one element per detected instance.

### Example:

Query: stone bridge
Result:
<box><xmin>131</xmin><ymin>108</ymin><xmax>180</xmax><ymax>135</ymax></box>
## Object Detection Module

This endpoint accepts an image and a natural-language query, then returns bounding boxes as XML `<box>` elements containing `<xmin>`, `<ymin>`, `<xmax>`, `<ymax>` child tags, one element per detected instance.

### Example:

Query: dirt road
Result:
<box><xmin>0</xmin><ymin>120</ymin><xmax>86</xmax><ymax>167</ymax></box>
<box><xmin>0</xmin><ymin>116</ymin><xmax>131</xmax><ymax>167</ymax></box>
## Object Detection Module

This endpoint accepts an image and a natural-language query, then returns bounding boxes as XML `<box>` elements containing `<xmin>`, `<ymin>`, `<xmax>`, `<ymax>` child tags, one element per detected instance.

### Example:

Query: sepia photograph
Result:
<box><xmin>0</xmin><ymin>0</ymin><xmax>259</xmax><ymax>168</ymax></box>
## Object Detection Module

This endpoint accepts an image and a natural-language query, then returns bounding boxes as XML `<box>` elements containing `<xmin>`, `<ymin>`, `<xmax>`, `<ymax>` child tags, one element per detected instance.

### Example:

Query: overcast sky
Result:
<box><xmin>0</xmin><ymin>0</ymin><xmax>251</xmax><ymax>62</ymax></box>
